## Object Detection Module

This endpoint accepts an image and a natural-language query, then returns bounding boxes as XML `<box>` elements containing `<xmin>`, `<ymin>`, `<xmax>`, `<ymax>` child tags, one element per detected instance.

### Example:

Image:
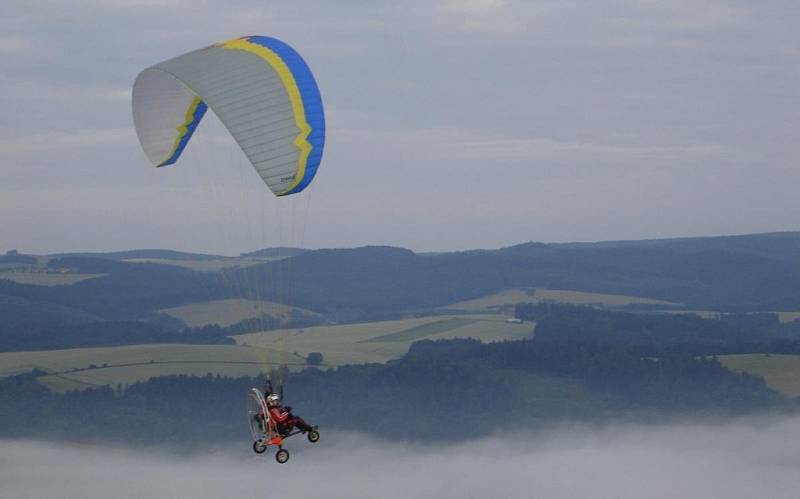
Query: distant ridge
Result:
<box><xmin>552</xmin><ymin>231</ymin><xmax>800</xmax><ymax>249</ymax></box>
<box><xmin>539</xmin><ymin>231</ymin><xmax>800</xmax><ymax>264</ymax></box>
<box><xmin>4</xmin><ymin>231</ymin><xmax>800</xmax><ymax>322</ymax></box>
<box><xmin>32</xmin><ymin>231</ymin><xmax>800</xmax><ymax>261</ymax></box>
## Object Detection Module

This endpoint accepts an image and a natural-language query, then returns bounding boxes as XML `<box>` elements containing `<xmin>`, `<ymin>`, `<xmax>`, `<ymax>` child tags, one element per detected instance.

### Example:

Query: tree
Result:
<box><xmin>306</xmin><ymin>352</ymin><xmax>324</xmax><ymax>365</ymax></box>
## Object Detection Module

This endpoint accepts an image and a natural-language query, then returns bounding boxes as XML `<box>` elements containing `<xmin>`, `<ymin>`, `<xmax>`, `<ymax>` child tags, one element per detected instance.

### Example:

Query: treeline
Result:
<box><xmin>0</xmin><ymin>252</ymin><xmax>36</xmax><ymax>265</ymax></box>
<box><xmin>0</xmin><ymin>337</ymin><xmax>788</xmax><ymax>444</ymax></box>
<box><xmin>516</xmin><ymin>303</ymin><xmax>800</xmax><ymax>356</ymax></box>
<box><xmin>0</xmin><ymin>262</ymin><xmax>225</xmax><ymax>319</ymax></box>
<box><xmin>0</xmin><ymin>321</ymin><xmax>235</xmax><ymax>352</ymax></box>
<box><xmin>0</xmin><ymin>310</ymin><xmax>326</xmax><ymax>352</ymax></box>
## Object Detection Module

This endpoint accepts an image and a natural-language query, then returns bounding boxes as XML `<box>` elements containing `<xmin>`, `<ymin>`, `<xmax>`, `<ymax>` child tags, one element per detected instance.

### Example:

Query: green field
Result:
<box><xmin>443</xmin><ymin>289</ymin><xmax>537</xmax><ymax>311</ymax></box>
<box><xmin>720</xmin><ymin>354</ymin><xmax>800</xmax><ymax>397</ymax></box>
<box><xmin>121</xmin><ymin>256</ymin><xmax>282</xmax><ymax>272</ymax></box>
<box><xmin>364</xmin><ymin>318</ymin><xmax>478</xmax><ymax>343</ymax></box>
<box><xmin>0</xmin><ymin>272</ymin><xmax>105</xmax><ymax>286</ymax></box>
<box><xmin>777</xmin><ymin>312</ymin><xmax>800</xmax><ymax>323</ymax></box>
<box><xmin>533</xmin><ymin>288</ymin><xmax>677</xmax><ymax>306</ymax></box>
<box><xmin>38</xmin><ymin>361</ymin><xmax>287</xmax><ymax>392</ymax></box>
<box><xmin>0</xmin><ymin>314</ymin><xmax>532</xmax><ymax>392</ymax></box>
<box><xmin>0</xmin><ymin>344</ymin><xmax>301</xmax><ymax>392</ymax></box>
<box><xmin>160</xmin><ymin>298</ymin><xmax>320</xmax><ymax>328</ymax></box>
<box><xmin>444</xmin><ymin>287</ymin><xmax>678</xmax><ymax>312</ymax></box>
<box><xmin>0</xmin><ymin>254</ymin><xmax>281</xmax><ymax>276</ymax></box>
<box><xmin>234</xmin><ymin>314</ymin><xmax>532</xmax><ymax>366</ymax></box>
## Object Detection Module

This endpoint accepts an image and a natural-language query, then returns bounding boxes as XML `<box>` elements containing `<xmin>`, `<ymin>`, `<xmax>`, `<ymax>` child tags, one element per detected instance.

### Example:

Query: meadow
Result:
<box><xmin>120</xmin><ymin>257</ymin><xmax>278</xmax><ymax>272</ymax></box>
<box><xmin>0</xmin><ymin>344</ymin><xmax>297</xmax><ymax>391</ymax></box>
<box><xmin>443</xmin><ymin>287</ymin><xmax>678</xmax><ymax>312</ymax></box>
<box><xmin>0</xmin><ymin>271</ymin><xmax>104</xmax><ymax>286</ymax></box>
<box><xmin>0</xmin><ymin>314</ymin><xmax>532</xmax><ymax>391</ymax></box>
<box><xmin>720</xmin><ymin>354</ymin><xmax>800</xmax><ymax>397</ymax></box>
<box><xmin>233</xmin><ymin>314</ymin><xmax>531</xmax><ymax>367</ymax></box>
<box><xmin>160</xmin><ymin>298</ymin><xmax>319</xmax><ymax>328</ymax></box>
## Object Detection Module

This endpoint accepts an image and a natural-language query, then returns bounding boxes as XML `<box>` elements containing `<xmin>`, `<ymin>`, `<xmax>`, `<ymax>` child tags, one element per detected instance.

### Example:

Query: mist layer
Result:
<box><xmin>3</xmin><ymin>416</ymin><xmax>800</xmax><ymax>499</ymax></box>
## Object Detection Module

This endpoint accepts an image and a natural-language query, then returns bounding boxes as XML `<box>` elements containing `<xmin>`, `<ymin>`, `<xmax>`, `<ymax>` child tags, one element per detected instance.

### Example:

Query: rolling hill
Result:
<box><xmin>2</xmin><ymin>231</ymin><xmax>800</xmax><ymax>354</ymax></box>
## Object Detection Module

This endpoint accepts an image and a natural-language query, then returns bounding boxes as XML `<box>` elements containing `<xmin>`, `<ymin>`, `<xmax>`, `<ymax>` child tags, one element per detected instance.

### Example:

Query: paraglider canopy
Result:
<box><xmin>132</xmin><ymin>35</ymin><xmax>325</xmax><ymax>197</ymax></box>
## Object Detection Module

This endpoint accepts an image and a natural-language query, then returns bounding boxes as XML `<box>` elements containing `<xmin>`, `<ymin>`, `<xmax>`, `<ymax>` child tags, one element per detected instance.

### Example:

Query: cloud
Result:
<box><xmin>1</xmin><ymin>0</ymin><xmax>799</xmax><ymax>252</ymax></box>
<box><xmin>0</xmin><ymin>128</ymin><xmax>132</xmax><ymax>155</ymax></box>
<box><xmin>436</xmin><ymin>0</ymin><xmax>533</xmax><ymax>34</ymax></box>
<box><xmin>336</xmin><ymin>123</ymin><xmax>725</xmax><ymax>165</ymax></box>
<box><xmin>1</xmin><ymin>81</ymin><xmax>131</xmax><ymax>105</ymax></box>
<box><xmin>36</xmin><ymin>86</ymin><xmax>131</xmax><ymax>103</ymax></box>
<box><xmin>442</xmin><ymin>0</ymin><xmax>507</xmax><ymax>12</ymax></box>
<box><xmin>3</xmin><ymin>416</ymin><xmax>800</xmax><ymax>498</ymax></box>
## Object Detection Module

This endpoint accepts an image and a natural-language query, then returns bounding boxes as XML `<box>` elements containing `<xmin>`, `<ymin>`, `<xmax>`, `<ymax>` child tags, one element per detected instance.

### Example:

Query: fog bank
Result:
<box><xmin>3</xmin><ymin>416</ymin><xmax>800</xmax><ymax>498</ymax></box>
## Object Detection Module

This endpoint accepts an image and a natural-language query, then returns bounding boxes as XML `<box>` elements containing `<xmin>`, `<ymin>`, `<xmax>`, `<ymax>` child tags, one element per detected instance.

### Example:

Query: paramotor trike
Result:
<box><xmin>247</xmin><ymin>388</ymin><xmax>320</xmax><ymax>463</ymax></box>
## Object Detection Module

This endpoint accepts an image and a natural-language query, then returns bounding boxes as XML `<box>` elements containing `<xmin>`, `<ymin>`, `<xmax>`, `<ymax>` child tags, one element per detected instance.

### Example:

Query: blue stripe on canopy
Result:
<box><xmin>157</xmin><ymin>99</ymin><xmax>208</xmax><ymax>167</ymax></box>
<box><xmin>245</xmin><ymin>36</ymin><xmax>326</xmax><ymax>195</ymax></box>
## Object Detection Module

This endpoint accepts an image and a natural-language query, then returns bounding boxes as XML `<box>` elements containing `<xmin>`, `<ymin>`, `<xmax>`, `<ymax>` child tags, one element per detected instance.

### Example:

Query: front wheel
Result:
<box><xmin>307</xmin><ymin>429</ymin><xmax>320</xmax><ymax>443</ymax></box>
<box><xmin>253</xmin><ymin>440</ymin><xmax>267</xmax><ymax>454</ymax></box>
<box><xmin>275</xmin><ymin>448</ymin><xmax>290</xmax><ymax>464</ymax></box>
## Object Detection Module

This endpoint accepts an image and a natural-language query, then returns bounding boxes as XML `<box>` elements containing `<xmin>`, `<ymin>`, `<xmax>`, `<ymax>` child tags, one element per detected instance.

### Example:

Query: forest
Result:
<box><xmin>1</xmin><ymin>334</ymin><xmax>788</xmax><ymax>444</ymax></box>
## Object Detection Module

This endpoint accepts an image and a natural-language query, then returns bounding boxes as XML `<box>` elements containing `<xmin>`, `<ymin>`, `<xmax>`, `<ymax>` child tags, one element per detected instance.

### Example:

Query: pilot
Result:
<box><xmin>266</xmin><ymin>393</ymin><xmax>315</xmax><ymax>435</ymax></box>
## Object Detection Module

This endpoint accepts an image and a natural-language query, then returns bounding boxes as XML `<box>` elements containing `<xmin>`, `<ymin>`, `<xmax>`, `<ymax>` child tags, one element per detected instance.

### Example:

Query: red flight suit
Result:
<box><xmin>268</xmin><ymin>405</ymin><xmax>312</xmax><ymax>433</ymax></box>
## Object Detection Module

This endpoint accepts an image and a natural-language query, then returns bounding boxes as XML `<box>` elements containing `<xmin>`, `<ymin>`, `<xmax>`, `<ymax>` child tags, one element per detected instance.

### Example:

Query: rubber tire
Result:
<box><xmin>275</xmin><ymin>448</ymin><xmax>290</xmax><ymax>464</ymax></box>
<box><xmin>307</xmin><ymin>429</ymin><xmax>320</xmax><ymax>443</ymax></box>
<box><xmin>253</xmin><ymin>440</ymin><xmax>267</xmax><ymax>454</ymax></box>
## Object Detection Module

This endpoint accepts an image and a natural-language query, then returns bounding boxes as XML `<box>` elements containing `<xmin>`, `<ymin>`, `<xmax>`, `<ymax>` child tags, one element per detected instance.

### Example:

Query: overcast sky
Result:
<box><xmin>1</xmin><ymin>0</ymin><xmax>799</xmax><ymax>254</ymax></box>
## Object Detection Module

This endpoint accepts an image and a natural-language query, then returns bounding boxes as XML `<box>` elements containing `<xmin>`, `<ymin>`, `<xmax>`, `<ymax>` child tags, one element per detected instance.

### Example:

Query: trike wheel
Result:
<box><xmin>275</xmin><ymin>448</ymin><xmax>290</xmax><ymax>464</ymax></box>
<box><xmin>307</xmin><ymin>429</ymin><xmax>320</xmax><ymax>443</ymax></box>
<box><xmin>252</xmin><ymin>440</ymin><xmax>267</xmax><ymax>454</ymax></box>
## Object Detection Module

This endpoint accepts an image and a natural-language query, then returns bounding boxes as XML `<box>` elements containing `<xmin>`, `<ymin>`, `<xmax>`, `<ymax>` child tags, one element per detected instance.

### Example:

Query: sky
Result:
<box><xmin>4</xmin><ymin>416</ymin><xmax>800</xmax><ymax>498</ymax></box>
<box><xmin>1</xmin><ymin>0</ymin><xmax>799</xmax><ymax>254</ymax></box>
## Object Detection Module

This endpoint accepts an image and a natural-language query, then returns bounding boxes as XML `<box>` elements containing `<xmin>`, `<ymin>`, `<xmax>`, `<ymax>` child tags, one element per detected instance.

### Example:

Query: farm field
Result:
<box><xmin>234</xmin><ymin>314</ymin><xmax>532</xmax><ymax>367</ymax></box>
<box><xmin>0</xmin><ymin>272</ymin><xmax>105</xmax><ymax>286</ymax></box>
<box><xmin>0</xmin><ymin>344</ymin><xmax>301</xmax><ymax>392</ymax></box>
<box><xmin>443</xmin><ymin>289</ymin><xmax>536</xmax><ymax>311</ymax></box>
<box><xmin>777</xmin><ymin>312</ymin><xmax>800</xmax><ymax>323</ymax></box>
<box><xmin>121</xmin><ymin>256</ymin><xmax>281</xmax><ymax>272</ymax></box>
<box><xmin>160</xmin><ymin>298</ymin><xmax>320</xmax><ymax>328</ymax></box>
<box><xmin>444</xmin><ymin>288</ymin><xmax>678</xmax><ymax>312</ymax></box>
<box><xmin>533</xmin><ymin>288</ymin><xmax>677</xmax><ymax>306</ymax></box>
<box><xmin>719</xmin><ymin>354</ymin><xmax>800</xmax><ymax>397</ymax></box>
<box><xmin>38</xmin><ymin>362</ymin><xmax>271</xmax><ymax>392</ymax></box>
<box><xmin>0</xmin><ymin>314</ymin><xmax>531</xmax><ymax>391</ymax></box>
<box><xmin>364</xmin><ymin>318</ymin><xmax>478</xmax><ymax>343</ymax></box>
